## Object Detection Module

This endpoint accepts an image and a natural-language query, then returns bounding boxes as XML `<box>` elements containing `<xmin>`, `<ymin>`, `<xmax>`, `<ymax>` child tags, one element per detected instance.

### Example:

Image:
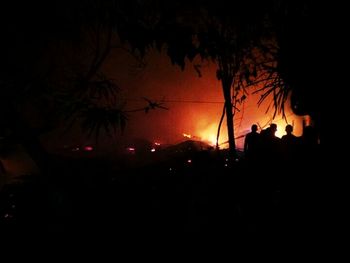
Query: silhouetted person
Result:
<box><xmin>259</xmin><ymin>123</ymin><xmax>281</xmax><ymax>187</ymax></box>
<box><xmin>269</xmin><ymin>123</ymin><xmax>278</xmax><ymax>137</ymax></box>
<box><xmin>244</xmin><ymin>124</ymin><xmax>260</xmax><ymax>162</ymax></box>
<box><xmin>260</xmin><ymin>124</ymin><xmax>280</xmax><ymax>154</ymax></box>
<box><xmin>281</xmin><ymin>124</ymin><xmax>299</xmax><ymax>163</ymax></box>
<box><xmin>282</xmin><ymin>124</ymin><xmax>296</xmax><ymax>141</ymax></box>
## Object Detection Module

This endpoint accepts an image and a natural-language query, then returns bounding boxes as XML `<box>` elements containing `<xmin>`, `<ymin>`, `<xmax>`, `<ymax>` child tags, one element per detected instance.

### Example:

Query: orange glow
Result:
<box><xmin>183</xmin><ymin>133</ymin><xmax>192</xmax><ymax>138</ymax></box>
<box><xmin>273</xmin><ymin>119</ymin><xmax>298</xmax><ymax>138</ymax></box>
<box><xmin>106</xmin><ymin>50</ymin><xmax>307</xmax><ymax>149</ymax></box>
<box><xmin>250</xmin><ymin>96</ymin><xmax>305</xmax><ymax>140</ymax></box>
<box><xmin>191</xmin><ymin>95</ymin><xmax>305</xmax><ymax>149</ymax></box>
<box><xmin>197</xmin><ymin>123</ymin><xmax>228</xmax><ymax>147</ymax></box>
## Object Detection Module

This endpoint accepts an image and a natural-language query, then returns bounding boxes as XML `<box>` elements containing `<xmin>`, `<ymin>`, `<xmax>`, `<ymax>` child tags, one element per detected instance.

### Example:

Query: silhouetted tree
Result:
<box><xmin>1</xmin><ymin>0</ymin><xmax>323</xmax><ymax>169</ymax></box>
<box><xmin>0</xmin><ymin>1</ymin><xmax>136</xmax><ymax>171</ymax></box>
<box><xmin>114</xmin><ymin>0</ymin><xmax>279</xmax><ymax>157</ymax></box>
<box><xmin>114</xmin><ymin>0</ymin><xmax>324</xmax><ymax>155</ymax></box>
<box><xmin>246</xmin><ymin>1</ymin><xmax>323</xmax><ymax>141</ymax></box>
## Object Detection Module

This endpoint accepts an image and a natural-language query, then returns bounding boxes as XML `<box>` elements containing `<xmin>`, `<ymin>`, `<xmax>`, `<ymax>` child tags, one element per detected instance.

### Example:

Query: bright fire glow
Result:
<box><xmin>198</xmin><ymin>123</ymin><xmax>228</xmax><ymax>148</ymax></box>
<box><xmin>193</xmin><ymin>112</ymin><xmax>305</xmax><ymax>149</ymax></box>
<box><xmin>154</xmin><ymin>142</ymin><xmax>161</xmax><ymax>146</ymax></box>
<box><xmin>183</xmin><ymin>133</ymin><xmax>192</xmax><ymax>138</ymax></box>
<box><xmin>112</xmin><ymin>49</ymin><xmax>308</xmax><ymax>150</ymax></box>
<box><xmin>261</xmin><ymin>115</ymin><xmax>305</xmax><ymax>139</ymax></box>
<box><xmin>206</xmin><ymin>134</ymin><xmax>218</xmax><ymax>146</ymax></box>
<box><xmin>274</xmin><ymin>121</ymin><xmax>287</xmax><ymax>138</ymax></box>
<box><xmin>151</xmin><ymin>148</ymin><xmax>156</xmax><ymax>152</ymax></box>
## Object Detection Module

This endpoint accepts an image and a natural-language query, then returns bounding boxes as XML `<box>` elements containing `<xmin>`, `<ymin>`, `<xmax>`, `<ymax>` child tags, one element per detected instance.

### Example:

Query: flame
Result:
<box><xmin>115</xmin><ymin>51</ymin><xmax>312</xmax><ymax>151</ymax></box>
<box><xmin>197</xmin><ymin>123</ymin><xmax>228</xmax><ymax>148</ymax></box>
<box><xmin>205</xmin><ymin>134</ymin><xmax>218</xmax><ymax>146</ymax></box>
<box><xmin>193</xmin><ymin>111</ymin><xmax>305</xmax><ymax>149</ymax></box>
<box><xmin>274</xmin><ymin>122</ymin><xmax>286</xmax><ymax>138</ymax></box>
<box><xmin>263</xmin><ymin>115</ymin><xmax>305</xmax><ymax>139</ymax></box>
<box><xmin>183</xmin><ymin>133</ymin><xmax>192</xmax><ymax>138</ymax></box>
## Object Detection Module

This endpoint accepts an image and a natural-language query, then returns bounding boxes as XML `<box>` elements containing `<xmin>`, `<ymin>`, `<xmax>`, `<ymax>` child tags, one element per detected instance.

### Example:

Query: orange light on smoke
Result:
<box><xmin>198</xmin><ymin>123</ymin><xmax>228</xmax><ymax>148</ymax></box>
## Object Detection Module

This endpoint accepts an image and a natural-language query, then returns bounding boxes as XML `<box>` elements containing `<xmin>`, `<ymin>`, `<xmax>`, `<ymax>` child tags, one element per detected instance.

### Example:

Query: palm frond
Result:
<box><xmin>79</xmin><ymin>106</ymin><xmax>127</xmax><ymax>141</ymax></box>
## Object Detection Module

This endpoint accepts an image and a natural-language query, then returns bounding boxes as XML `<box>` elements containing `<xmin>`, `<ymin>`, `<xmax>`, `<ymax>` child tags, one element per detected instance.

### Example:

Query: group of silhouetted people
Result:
<box><xmin>244</xmin><ymin>123</ymin><xmax>319</xmax><ymax>166</ymax></box>
<box><xmin>241</xmin><ymin>122</ymin><xmax>320</xmax><ymax>232</ymax></box>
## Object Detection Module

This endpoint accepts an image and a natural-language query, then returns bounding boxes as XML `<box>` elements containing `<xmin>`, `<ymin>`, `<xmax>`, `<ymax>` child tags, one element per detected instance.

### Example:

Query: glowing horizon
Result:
<box><xmin>98</xmin><ymin>49</ymin><xmax>308</xmax><ymax>150</ymax></box>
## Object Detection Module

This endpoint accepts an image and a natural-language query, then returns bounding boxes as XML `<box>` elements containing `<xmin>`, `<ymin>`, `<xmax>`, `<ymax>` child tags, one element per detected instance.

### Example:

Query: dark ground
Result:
<box><xmin>0</xmin><ymin>148</ymin><xmax>326</xmax><ymax>247</ymax></box>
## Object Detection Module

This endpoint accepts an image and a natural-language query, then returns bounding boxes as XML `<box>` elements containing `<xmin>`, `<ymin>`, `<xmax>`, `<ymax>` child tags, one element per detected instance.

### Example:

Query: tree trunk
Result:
<box><xmin>216</xmin><ymin>104</ymin><xmax>226</xmax><ymax>150</ymax></box>
<box><xmin>222</xmin><ymin>76</ymin><xmax>236</xmax><ymax>158</ymax></box>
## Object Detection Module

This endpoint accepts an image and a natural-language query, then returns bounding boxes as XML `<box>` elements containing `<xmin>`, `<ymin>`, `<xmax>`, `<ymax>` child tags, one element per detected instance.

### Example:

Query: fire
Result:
<box><xmin>274</xmin><ymin>122</ymin><xmax>286</xmax><ymax>138</ymax></box>
<box><xmin>261</xmin><ymin>115</ymin><xmax>305</xmax><ymax>139</ymax></box>
<box><xmin>205</xmin><ymin>134</ymin><xmax>217</xmax><ymax>146</ymax></box>
<box><xmin>197</xmin><ymin>123</ymin><xmax>228</xmax><ymax>148</ymax></box>
<box><xmin>192</xmin><ymin>113</ymin><xmax>304</xmax><ymax>149</ymax></box>
<box><xmin>183</xmin><ymin>133</ymin><xmax>192</xmax><ymax>138</ymax></box>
